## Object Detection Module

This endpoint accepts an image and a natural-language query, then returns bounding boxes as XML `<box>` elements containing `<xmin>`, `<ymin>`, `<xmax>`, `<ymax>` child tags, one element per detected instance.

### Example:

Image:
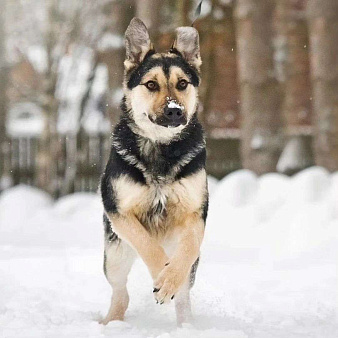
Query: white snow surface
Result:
<box><xmin>0</xmin><ymin>167</ymin><xmax>337</xmax><ymax>337</ymax></box>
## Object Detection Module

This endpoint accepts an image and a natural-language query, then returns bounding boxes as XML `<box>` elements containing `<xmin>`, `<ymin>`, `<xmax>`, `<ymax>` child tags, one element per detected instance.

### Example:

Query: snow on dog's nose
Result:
<box><xmin>161</xmin><ymin>99</ymin><xmax>187</xmax><ymax>128</ymax></box>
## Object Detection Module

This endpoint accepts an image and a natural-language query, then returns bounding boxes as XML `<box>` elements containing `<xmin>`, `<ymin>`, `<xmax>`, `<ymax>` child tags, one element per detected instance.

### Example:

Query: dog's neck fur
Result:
<box><xmin>111</xmin><ymin>99</ymin><xmax>205</xmax><ymax>185</ymax></box>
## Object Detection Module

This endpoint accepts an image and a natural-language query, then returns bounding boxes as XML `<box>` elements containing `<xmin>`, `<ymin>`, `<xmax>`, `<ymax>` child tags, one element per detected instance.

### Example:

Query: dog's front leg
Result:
<box><xmin>153</xmin><ymin>213</ymin><xmax>204</xmax><ymax>304</ymax></box>
<box><xmin>108</xmin><ymin>212</ymin><xmax>169</xmax><ymax>280</ymax></box>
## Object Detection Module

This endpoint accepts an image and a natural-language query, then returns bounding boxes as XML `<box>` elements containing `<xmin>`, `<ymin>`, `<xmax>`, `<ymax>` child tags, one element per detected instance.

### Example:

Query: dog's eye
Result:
<box><xmin>177</xmin><ymin>79</ymin><xmax>189</xmax><ymax>90</ymax></box>
<box><xmin>144</xmin><ymin>81</ymin><xmax>159</xmax><ymax>91</ymax></box>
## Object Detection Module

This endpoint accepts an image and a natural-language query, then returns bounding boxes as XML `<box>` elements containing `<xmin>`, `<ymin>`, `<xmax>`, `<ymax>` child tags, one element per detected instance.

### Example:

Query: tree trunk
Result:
<box><xmin>0</xmin><ymin>0</ymin><xmax>8</xmax><ymax>186</ymax></box>
<box><xmin>275</xmin><ymin>0</ymin><xmax>314</xmax><ymax>174</ymax></box>
<box><xmin>278</xmin><ymin>0</ymin><xmax>312</xmax><ymax>135</ymax></box>
<box><xmin>307</xmin><ymin>0</ymin><xmax>338</xmax><ymax>171</ymax></box>
<box><xmin>177</xmin><ymin>0</ymin><xmax>191</xmax><ymax>27</ymax></box>
<box><xmin>99</xmin><ymin>0</ymin><xmax>135</xmax><ymax>127</ymax></box>
<box><xmin>136</xmin><ymin>0</ymin><xmax>161</xmax><ymax>45</ymax></box>
<box><xmin>37</xmin><ymin>0</ymin><xmax>59</xmax><ymax>197</ymax></box>
<box><xmin>235</xmin><ymin>0</ymin><xmax>283</xmax><ymax>174</ymax></box>
<box><xmin>199</xmin><ymin>0</ymin><xmax>240</xmax><ymax>138</ymax></box>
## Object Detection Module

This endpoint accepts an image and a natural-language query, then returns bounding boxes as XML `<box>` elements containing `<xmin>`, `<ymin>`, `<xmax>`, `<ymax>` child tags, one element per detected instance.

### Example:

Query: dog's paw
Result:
<box><xmin>153</xmin><ymin>263</ymin><xmax>188</xmax><ymax>304</ymax></box>
<box><xmin>99</xmin><ymin>318</ymin><xmax>111</xmax><ymax>325</ymax></box>
<box><xmin>99</xmin><ymin>314</ymin><xmax>124</xmax><ymax>325</ymax></box>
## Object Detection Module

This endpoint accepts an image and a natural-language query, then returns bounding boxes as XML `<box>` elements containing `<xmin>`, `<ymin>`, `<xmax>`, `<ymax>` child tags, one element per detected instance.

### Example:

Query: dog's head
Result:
<box><xmin>123</xmin><ymin>18</ymin><xmax>201</xmax><ymax>142</ymax></box>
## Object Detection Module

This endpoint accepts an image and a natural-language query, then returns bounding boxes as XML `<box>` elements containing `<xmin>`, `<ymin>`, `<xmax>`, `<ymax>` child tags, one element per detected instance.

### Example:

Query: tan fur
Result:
<box><xmin>151</xmin><ymin>52</ymin><xmax>178</xmax><ymax>59</ymax></box>
<box><xmin>107</xmin><ymin>212</ymin><xmax>169</xmax><ymax>279</ymax></box>
<box><xmin>123</xmin><ymin>56</ymin><xmax>199</xmax><ymax>143</ymax></box>
<box><xmin>111</xmin><ymin>170</ymin><xmax>206</xmax><ymax>236</ymax></box>
<box><xmin>169</xmin><ymin>66</ymin><xmax>199</xmax><ymax>120</ymax></box>
<box><xmin>100</xmin><ymin>241</ymin><xmax>135</xmax><ymax>324</ymax></box>
<box><xmin>128</xmin><ymin>61</ymin><xmax>198</xmax><ymax>122</ymax></box>
<box><xmin>153</xmin><ymin>212</ymin><xmax>204</xmax><ymax>304</ymax></box>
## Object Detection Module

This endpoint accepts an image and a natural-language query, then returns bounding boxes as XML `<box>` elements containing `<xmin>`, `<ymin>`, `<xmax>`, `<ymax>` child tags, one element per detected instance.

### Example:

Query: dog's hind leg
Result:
<box><xmin>175</xmin><ymin>280</ymin><xmax>192</xmax><ymax>326</ymax></box>
<box><xmin>174</xmin><ymin>257</ymin><xmax>199</xmax><ymax>326</ymax></box>
<box><xmin>100</xmin><ymin>240</ymin><xmax>136</xmax><ymax>324</ymax></box>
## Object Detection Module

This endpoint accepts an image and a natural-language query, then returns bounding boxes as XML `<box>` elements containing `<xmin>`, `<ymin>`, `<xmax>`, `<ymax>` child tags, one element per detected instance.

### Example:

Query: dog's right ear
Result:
<box><xmin>124</xmin><ymin>18</ymin><xmax>154</xmax><ymax>71</ymax></box>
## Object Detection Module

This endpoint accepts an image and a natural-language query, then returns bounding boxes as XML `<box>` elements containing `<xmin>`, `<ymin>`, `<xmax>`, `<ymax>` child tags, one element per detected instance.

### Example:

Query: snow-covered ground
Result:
<box><xmin>0</xmin><ymin>167</ymin><xmax>337</xmax><ymax>338</ymax></box>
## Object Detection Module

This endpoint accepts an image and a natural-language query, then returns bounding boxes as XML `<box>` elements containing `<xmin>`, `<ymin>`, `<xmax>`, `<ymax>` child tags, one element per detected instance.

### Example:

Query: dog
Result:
<box><xmin>100</xmin><ymin>17</ymin><xmax>208</xmax><ymax>326</ymax></box>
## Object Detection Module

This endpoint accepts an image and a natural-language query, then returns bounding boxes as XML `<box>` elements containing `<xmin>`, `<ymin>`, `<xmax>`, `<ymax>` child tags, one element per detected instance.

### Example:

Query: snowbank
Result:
<box><xmin>0</xmin><ymin>167</ymin><xmax>337</xmax><ymax>337</ymax></box>
<box><xmin>206</xmin><ymin>167</ymin><xmax>338</xmax><ymax>262</ymax></box>
<box><xmin>0</xmin><ymin>186</ymin><xmax>102</xmax><ymax>248</ymax></box>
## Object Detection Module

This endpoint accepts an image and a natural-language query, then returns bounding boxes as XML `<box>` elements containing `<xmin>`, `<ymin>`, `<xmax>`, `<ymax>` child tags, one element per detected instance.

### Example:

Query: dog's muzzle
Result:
<box><xmin>155</xmin><ymin>107</ymin><xmax>187</xmax><ymax>128</ymax></box>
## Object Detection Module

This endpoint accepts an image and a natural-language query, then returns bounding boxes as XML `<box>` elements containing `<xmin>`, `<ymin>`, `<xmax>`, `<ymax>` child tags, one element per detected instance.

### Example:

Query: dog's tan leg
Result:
<box><xmin>100</xmin><ymin>240</ymin><xmax>135</xmax><ymax>324</ymax></box>
<box><xmin>107</xmin><ymin>213</ymin><xmax>169</xmax><ymax>280</ymax></box>
<box><xmin>154</xmin><ymin>214</ymin><xmax>204</xmax><ymax>304</ymax></box>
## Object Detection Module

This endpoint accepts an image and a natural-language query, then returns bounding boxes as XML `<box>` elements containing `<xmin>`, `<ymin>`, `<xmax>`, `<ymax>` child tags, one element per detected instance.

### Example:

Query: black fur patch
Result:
<box><xmin>127</xmin><ymin>55</ymin><xmax>200</xmax><ymax>89</ymax></box>
<box><xmin>189</xmin><ymin>257</ymin><xmax>200</xmax><ymax>288</ymax></box>
<box><xmin>175</xmin><ymin>148</ymin><xmax>206</xmax><ymax>180</ymax></box>
<box><xmin>202</xmin><ymin>196</ymin><xmax>209</xmax><ymax>223</ymax></box>
<box><xmin>103</xmin><ymin>251</ymin><xmax>107</xmax><ymax>276</ymax></box>
<box><xmin>100</xmin><ymin>172</ymin><xmax>118</xmax><ymax>214</ymax></box>
<box><xmin>103</xmin><ymin>213</ymin><xmax>119</xmax><ymax>242</ymax></box>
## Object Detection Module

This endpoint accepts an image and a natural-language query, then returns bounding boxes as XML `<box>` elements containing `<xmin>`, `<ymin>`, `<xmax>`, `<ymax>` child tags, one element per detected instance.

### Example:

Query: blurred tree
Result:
<box><xmin>307</xmin><ymin>0</ymin><xmax>338</xmax><ymax>171</ymax></box>
<box><xmin>98</xmin><ymin>0</ymin><xmax>135</xmax><ymax>126</ymax></box>
<box><xmin>197</xmin><ymin>1</ymin><xmax>242</xmax><ymax>177</ymax></box>
<box><xmin>199</xmin><ymin>0</ymin><xmax>240</xmax><ymax>137</ymax></box>
<box><xmin>136</xmin><ymin>0</ymin><xmax>161</xmax><ymax>45</ymax></box>
<box><xmin>0</xmin><ymin>1</ymin><xmax>10</xmax><ymax>190</ymax></box>
<box><xmin>235</xmin><ymin>0</ymin><xmax>283</xmax><ymax>174</ymax></box>
<box><xmin>177</xmin><ymin>0</ymin><xmax>191</xmax><ymax>26</ymax></box>
<box><xmin>37</xmin><ymin>0</ymin><xmax>60</xmax><ymax>196</ymax></box>
<box><xmin>5</xmin><ymin>0</ymin><xmax>113</xmax><ymax>196</ymax></box>
<box><xmin>0</xmin><ymin>1</ymin><xmax>6</xmax><ymax>178</ymax></box>
<box><xmin>277</xmin><ymin>0</ymin><xmax>312</xmax><ymax>134</ymax></box>
<box><xmin>198</xmin><ymin>0</ymin><xmax>216</xmax><ymax>130</ymax></box>
<box><xmin>275</xmin><ymin>0</ymin><xmax>314</xmax><ymax>174</ymax></box>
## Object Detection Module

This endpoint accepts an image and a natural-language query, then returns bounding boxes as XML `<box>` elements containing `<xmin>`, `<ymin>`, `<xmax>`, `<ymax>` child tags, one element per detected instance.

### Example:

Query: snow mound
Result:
<box><xmin>206</xmin><ymin>167</ymin><xmax>338</xmax><ymax>263</ymax></box>
<box><xmin>0</xmin><ymin>187</ymin><xmax>102</xmax><ymax>248</ymax></box>
<box><xmin>0</xmin><ymin>184</ymin><xmax>52</xmax><ymax>213</ymax></box>
<box><xmin>0</xmin><ymin>185</ymin><xmax>53</xmax><ymax>233</ymax></box>
<box><xmin>255</xmin><ymin>173</ymin><xmax>290</xmax><ymax>221</ymax></box>
<box><xmin>289</xmin><ymin>166</ymin><xmax>330</xmax><ymax>203</ymax></box>
<box><xmin>212</xmin><ymin>170</ymin><xmax>258</xmax><ymax>207</ymax></box>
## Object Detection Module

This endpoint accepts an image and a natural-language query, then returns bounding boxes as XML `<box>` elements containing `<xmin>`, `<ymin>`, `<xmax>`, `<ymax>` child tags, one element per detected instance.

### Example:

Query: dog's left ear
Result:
<box><xmin>172</xmin><ymin>27</ymin><xmax>201</xmax><ymax>70</ymax></box>
<box><xmin>124</xmin><ymin>18</ymin><xmax>154</xmax><ymax>71</ymax></box>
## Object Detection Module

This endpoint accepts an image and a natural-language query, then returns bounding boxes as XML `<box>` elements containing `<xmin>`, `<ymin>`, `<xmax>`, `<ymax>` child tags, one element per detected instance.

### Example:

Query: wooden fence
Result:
<box><xmin>2</xmin><ymin>133</ymin><xmax>244</xmax><ymax>196</ymax></box>
<box><xmin>2</xmin><ymin>132</ymin><xmax>317</xmax><ymax>197</ymax></box>
<box><xmin>4</xmin><ymin>133</ymin><xmax>112</xmax><ymax>196</ymax></box>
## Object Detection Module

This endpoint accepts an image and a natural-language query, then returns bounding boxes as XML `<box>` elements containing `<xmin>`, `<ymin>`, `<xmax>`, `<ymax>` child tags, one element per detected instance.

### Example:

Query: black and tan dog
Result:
<box><xmin>100</xmin><ymin>18</ymin><xmax>208</xmax><ymax>326</ymax></box>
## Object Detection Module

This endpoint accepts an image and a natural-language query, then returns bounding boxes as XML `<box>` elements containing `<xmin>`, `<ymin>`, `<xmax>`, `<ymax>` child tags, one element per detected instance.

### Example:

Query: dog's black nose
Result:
<box><xmin>156</xmin><ymin>106</ymin><xmax>187</xmax><ymax>127</ymax></box>
<box><xmin>164</xmin><ymin>107</ymin><xmax>183</xmax><ymax>120</ymax></box>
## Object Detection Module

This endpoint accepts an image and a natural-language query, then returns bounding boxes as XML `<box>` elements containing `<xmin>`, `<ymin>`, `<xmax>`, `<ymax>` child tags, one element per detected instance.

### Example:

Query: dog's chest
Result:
<box><xmin>114</xmin><ymin>177</ymin><xmax>184</xmax><ymax>231</ymax></box>
<box><xmin>114</xmin><ymin>170</ymin><xmax>205</xmax><ymax>232</ymax></box>
<box><xmin>135</xmin><ymin>183</ymin><xmax>175</xmax><ymax>231</ymax></box>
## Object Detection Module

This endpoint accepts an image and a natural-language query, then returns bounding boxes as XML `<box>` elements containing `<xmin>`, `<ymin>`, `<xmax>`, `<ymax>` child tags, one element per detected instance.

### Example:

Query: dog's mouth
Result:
<box><xmin>148</xmin><ymin>114</ymin><xmax>187</xmax><ymax>128</ymax></box>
